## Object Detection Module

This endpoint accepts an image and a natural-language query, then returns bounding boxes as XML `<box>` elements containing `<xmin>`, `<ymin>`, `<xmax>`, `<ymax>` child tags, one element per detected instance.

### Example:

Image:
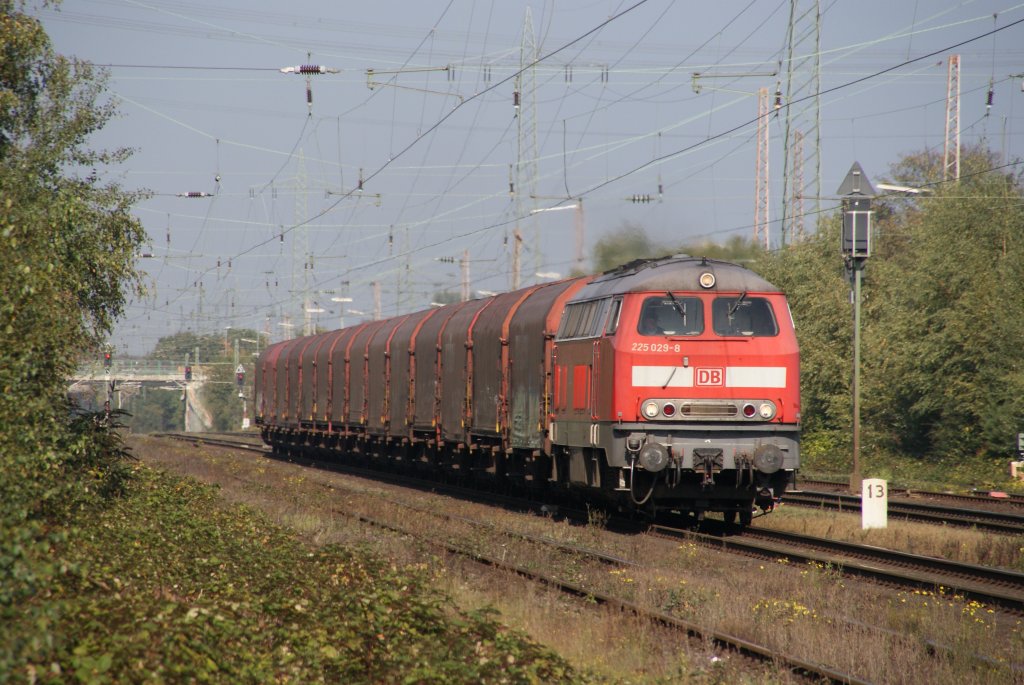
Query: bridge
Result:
<box><xmin>71</xmin><ymin>361</ymin><xmax>213</xmax><ymax>432</ymax></box>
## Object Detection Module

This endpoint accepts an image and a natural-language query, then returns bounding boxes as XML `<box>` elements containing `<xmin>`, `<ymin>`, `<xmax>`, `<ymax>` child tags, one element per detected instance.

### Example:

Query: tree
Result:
<box><xmin>591</xmin><ymin>222</ymin><xmax>665</xmax><ymax>272</ymax></box>
<box><xmin>1</xmin><ymin>2</ymin><xmax>147</xmax><ymax>666</ymax></box>
<box><xmin>151</xmin><ymin>330</ymin><xmax>226</xmax><ymax>363</ymax></box>
<box><xmin>754</xmin><ymin>218</ymin><xmax>852</xmax><ymax>449</ymax></box>
<box><xmin>126</xmin><ymin>388</ymin><xmax>184</xmax><ymax>433</ymax></box>
<box><xmin>430</xmin><ymin>290</ymin><xmax>461</xmax><ymax>306</ymax></box>
<box><xmin>755</xmin><ymin>145</ymin><xmax>1024</xmax><ymax>463</ymax></box>
<box><xmin>678</xmin><ymin>235</ymin><xmax>763</xmax><ymax>264</ymax></box>
<box><xmin>866</xmin><ymin>146</ymin><xmax>1024</xmax><ymax>457</ymax></box>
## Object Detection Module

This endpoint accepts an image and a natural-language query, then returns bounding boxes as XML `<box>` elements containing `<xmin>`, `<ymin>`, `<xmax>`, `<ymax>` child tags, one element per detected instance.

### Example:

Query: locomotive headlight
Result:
<box><xmin>699</xmin><ymin>272</ymin><xmax>716</xmax><ymax>289</ymax></box>
<box><xmin>638</xmin><ymin>442</ymin><xmax>669</xmax><ymax>472</ymax></box>
<box><xmin>758</xmin><ymin>401</ymin><xmax>776</xmax><ymax>419</ymax></box>
<box><xmin>642</xmin><ymin>400</ymin><xmax>660</xmax><ymax>419</ymax></box>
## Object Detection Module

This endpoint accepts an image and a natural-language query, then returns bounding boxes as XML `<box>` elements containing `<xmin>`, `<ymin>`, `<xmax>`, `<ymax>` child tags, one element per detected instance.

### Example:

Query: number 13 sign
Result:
<box><xmin>861</xmin><ymin>478</ymin><xmax>887</xmax><ymax>529</ymax></box>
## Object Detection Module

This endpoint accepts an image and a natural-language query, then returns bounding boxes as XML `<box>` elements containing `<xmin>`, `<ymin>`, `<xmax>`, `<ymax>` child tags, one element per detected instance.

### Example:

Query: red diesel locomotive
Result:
<box><xmin>255</xmin><ymin>255</ymin><xmax>800</xmax><ymax>522</ymax></box>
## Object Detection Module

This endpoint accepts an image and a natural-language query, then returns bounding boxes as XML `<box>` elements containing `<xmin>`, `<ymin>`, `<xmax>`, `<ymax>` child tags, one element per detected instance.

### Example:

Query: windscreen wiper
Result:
<box><xmin>728</xmin><ymin>291</ymin><xmax>748</xmax><ymax>316</ymax></box>
<box><xmin>665</xmin><ymin>291</ymin><xmax>687</xmax><ymax>319</ymax></box>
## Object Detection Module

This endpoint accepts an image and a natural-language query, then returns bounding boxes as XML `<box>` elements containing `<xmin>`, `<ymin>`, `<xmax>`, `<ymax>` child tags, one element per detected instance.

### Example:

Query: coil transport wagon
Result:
<box><xmin>255</xmin><ymin>255</ymin><xmax>800</xmax><ymax>523</ymax></box>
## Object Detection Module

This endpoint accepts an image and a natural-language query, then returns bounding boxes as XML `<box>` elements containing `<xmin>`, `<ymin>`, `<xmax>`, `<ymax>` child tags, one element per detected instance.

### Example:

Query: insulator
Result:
<box><xmin>217</xmin><ymin>258</ymin><xmax>221</xmax><ymax>268</ymax></box>
<box><xmin>513</xmin><ymin>90</ymin><xmax>520</xmax><ymax>108</ymax></box>
<box><xmin>306</xmin><ymin>83</ymin><xmax>312</xmax><ymax>105</ymax></box>
<box><xmin>774</xmin><ymin>88</ymin><xmax>782</xmax><ymax>110</ymax></box>
<box><xmin>299</xmin><ymin>64</ymin><xmax>324</xmax><ymax>74</ymax></box>
<box><xmin>986</xmin><ymin>87</ymin><xmax>994</xmax><ymax>110</ymax></box>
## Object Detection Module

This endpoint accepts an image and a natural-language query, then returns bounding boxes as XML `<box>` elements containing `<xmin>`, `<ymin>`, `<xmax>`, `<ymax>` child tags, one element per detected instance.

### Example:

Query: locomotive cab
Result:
<box><xmin>550</xmin><ymin>256</ymin><xmax>800</xmax><ymax>522</ymax></box>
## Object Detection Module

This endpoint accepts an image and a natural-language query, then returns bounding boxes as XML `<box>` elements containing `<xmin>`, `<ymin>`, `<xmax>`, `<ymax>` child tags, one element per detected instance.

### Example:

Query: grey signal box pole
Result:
<box><xmin>838</xmin><ymin>162</ymin><xmax>875</xmax><ymax>492</ymax></box>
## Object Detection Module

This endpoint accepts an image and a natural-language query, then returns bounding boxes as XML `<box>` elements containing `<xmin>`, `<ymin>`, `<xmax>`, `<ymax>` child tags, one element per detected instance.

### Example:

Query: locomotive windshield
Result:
<box><xmin>712</xmin><ymin>296</ymin><xmax>778</xmax><ymax>336</ymax></box>
<box><xmin>638</xmin><ymin>296</ymin><xmax>703</xmax><ymax>336</ymax></box>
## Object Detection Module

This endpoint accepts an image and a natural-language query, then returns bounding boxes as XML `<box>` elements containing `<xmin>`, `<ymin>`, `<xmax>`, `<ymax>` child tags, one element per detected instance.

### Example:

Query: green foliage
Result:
<box><xmin>431</xmin><ymin>290</ymin><xmax>461</xmax><ymax>305</ymax></box>
<box><xmin>0</xmin><ymin>407</ymin><xmax>134</xmax><ymax>673</ymax></box>
<box><xmin>678</xmin><ymin>234</ymin><xmax>763</xmax><ymax>264</ymax></box>
<box><xmin>124</xmin><ymin>330</ymin><xmax>264</xmax><ymax>432</ymax></box>
<box><xmin>150</xmin><ymin>331</ymin><xmax>227</xmax><ymax>363</ymax></box>
<box><xmin>203</xmin><ymin>358</ymin><xmax>247</xmax><ymax>431</ymax></box>
<box><xmin>591</xmin><ymin>225</ymin><xmax>762</xmax><ymax>274</ymax></box>
<box><xmin>592</xmin><ymin>222</ymin><xmax>665</xmax><ymax>272</ymax></box>
<box><xmin>864</xmin><ymin>146</ymin><xmax>1024</xmax><ymax>457</ymax></box>
<box><xmin>756</xmin><ymin>144</ymin><xmax>1024</xmax><ymax>465</ymax></box>
<box><xmin>124</xmin><ymin>386</ymin><xmax>184</xmax><ymax>433</ymax></box>
<box><xmin>0</xmin><ymin>1</ymin><xmax>147</xmax><ymax>660</ymax></box>
<box><xmin>2</xmin><ymin>467</ymin><xmax>595</xmax><ymax>684</ymax></box>
<box><xmin>755</xmin><ymin>216</ymin><xmax>852</xmax><ymax>442</ymax></box>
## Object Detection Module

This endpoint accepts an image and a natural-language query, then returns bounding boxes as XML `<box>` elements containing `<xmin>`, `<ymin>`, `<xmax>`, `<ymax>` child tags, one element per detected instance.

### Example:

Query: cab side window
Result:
<box><xmin>556</xmin><ymin>298</ymin><xmax>612</xmax><ymax>340</ymax></box>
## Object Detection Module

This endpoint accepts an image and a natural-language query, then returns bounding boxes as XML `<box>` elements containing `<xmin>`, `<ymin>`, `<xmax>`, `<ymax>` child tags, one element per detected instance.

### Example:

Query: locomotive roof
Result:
<box><xmin>572</xmin><ymin>254</ymin><xmax>780</xmax><ymax>300</ymax></box>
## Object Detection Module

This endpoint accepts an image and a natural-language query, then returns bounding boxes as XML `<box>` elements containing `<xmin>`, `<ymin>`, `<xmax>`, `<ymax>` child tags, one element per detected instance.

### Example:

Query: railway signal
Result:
<box><xmin>184</xmin><ymin>365</ymin><xmax>192</xmax><ymax>382</ymax></box>
<box><xmin>103</xmin><ymin>351</ymin><xmax>112</xmax><ymax>368</ymax></box>
<box><xmin>838</xmin><ymin>162</ymin><xmax>876</xmax><ymax>493</ymax></box>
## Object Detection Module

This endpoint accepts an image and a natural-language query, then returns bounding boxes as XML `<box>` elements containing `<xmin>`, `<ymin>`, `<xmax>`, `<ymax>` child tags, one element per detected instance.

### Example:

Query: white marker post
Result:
<box><xmin>861</xmin><ymin>478</ymin><xmax>888</xmax><ymax>529</ymax></box>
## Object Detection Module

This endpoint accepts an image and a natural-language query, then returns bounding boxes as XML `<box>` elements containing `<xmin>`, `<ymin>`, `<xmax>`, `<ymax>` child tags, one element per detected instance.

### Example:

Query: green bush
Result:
<box><xmin>2</xmin><ymin>466</ymin><xmax>593</xmax><ymax>684</ymax></box>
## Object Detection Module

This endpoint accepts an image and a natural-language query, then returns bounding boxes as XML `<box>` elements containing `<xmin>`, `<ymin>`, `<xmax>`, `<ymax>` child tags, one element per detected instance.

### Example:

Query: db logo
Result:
<box><xmin>696</xmin><ymin>368</ymin><xmax>724</xmax><ymax>386</ymax></box>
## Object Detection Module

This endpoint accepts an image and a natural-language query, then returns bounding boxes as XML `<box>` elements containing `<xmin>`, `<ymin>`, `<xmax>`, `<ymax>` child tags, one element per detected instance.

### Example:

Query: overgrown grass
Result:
<box><xmin>799</xmin><ymin>430</ymin><xmax>1024</xmax><ymax>493</ymax></box>
<box><xmin>125</xmin><ymin>437</ymin><xmax>1024</xmax><ymax>684</ymax></box>
<box><xmin>2</xmin><ymin>464</ymin><xmax>599</xmax><ymax>684</ymax></box>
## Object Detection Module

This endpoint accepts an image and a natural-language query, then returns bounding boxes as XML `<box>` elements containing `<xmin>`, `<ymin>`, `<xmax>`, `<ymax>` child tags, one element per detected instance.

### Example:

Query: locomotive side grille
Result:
<box><xmin>680</xmin><ymin>402</ymin><xmax>738</xmax><ymax>417</ymax></box>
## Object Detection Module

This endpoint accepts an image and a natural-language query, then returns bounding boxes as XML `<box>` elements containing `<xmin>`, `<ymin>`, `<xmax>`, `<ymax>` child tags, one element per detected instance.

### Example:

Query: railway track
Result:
<box><xmin>154</xmin><ymin>432</ymin><xmax>864</xmax><ymax>684</ymax></box>
<box><xmin>338</xmin><ymin>507</ymin><xmax>869</xmax><ymax>684</ymax></box>
<box><xmin>160</xmin><ymin>432</ymin><xmax>1024</xmax><ymax>612</ymax></box>
<box><xmin>151</xmin><ymin>431</ymin><xmax>1024</xmax><ymax>682</ymax></box>
<box><xmin>783</xmin><ymin>490</ymin><xmax>1024</xmax><ymax>535</ymax></box>
<box><xmin>650</xmin><ymin>524</ymin><xmax>1024</xmax><ymax>615</ymax></box>
<box><xmin>799</xmin><ymin>478</ymin><xmax>1024</xmax><ymax>507</ymax></box>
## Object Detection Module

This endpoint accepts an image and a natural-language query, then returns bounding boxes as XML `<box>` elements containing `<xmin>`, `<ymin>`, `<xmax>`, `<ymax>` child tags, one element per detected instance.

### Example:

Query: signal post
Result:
<box><xmin>838</xmin><ymin>162</ymin><xmax>875</xmax><ymax>492</ymax></box>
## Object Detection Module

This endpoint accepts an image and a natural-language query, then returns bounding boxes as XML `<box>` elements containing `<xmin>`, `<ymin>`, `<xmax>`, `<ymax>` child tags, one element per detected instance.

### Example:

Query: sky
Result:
<box><xmin>39</xmin><ymin>0</ymin><xmax>1024</xmax><ymax>356</ymax></box>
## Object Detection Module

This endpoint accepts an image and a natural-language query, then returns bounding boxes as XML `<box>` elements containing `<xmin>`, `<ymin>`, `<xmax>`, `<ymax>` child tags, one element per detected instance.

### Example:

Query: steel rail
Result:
<box><xmin>154</xmin><ymin>432</ymin><xmax>1020</xmax><ymax>680</ymax></box>
<box><xmin>651</xmin><ymin>525</ymin><xmax>1024</xmax><ymax>614</ymax></box>
<box><xmin>332</xmin><ymin>508</ymin><xmax>867</xmax><ymax>685</ymax></box>
<box><xmin>782</xmin><ymin>491</ymin><xmax>1024</xmax><ymax>535</ymax></box>
<box><xmin>798</xmin><ymin>478</ymin><xmax>1024</xmax><ymax>507</ymax></box>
